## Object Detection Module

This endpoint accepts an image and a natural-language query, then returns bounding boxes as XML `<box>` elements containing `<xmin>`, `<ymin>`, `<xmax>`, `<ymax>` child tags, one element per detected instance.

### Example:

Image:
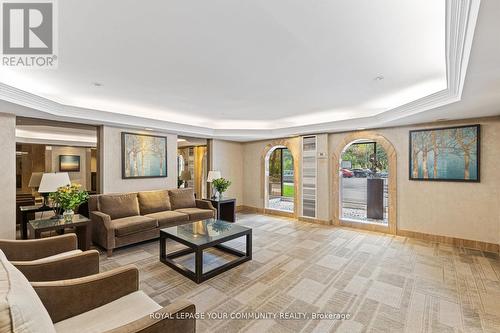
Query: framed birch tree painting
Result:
<box><xmin>122</xmin><ymin>132</ymin><xmax>167</xmax><ymax>179</ymax></box>
<box><xmin>409</xmin><ymin>125</ymin><xmax>480</xmax><ymax>182</ymax></box>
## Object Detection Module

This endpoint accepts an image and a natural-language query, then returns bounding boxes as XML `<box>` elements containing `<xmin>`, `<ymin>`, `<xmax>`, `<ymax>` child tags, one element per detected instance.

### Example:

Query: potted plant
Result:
<box><xmin>212</xmin><ymin>178</ymin><xmax>231</xmax><ymax>199</ymax></box>
<box><xmin>49</xmin><ymin>184</ymin><xmax>89</xmax><ymax>221</ymax></box>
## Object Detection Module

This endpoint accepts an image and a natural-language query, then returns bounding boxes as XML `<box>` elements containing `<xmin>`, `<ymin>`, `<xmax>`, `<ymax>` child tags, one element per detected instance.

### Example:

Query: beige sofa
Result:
<box><xmin>0</xmin><ymin>249</ymin><xmax>196</xmax><ymax>333</ymax></box>
<box><xmin>89</xmin><ymin>188</ymin><xmax>215</xmax><ymax>256</ymax></box>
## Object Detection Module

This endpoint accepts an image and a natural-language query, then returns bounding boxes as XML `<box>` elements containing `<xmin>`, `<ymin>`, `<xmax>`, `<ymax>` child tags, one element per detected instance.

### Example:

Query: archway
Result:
<box><xmin>262</xmin><ymin>139</ymin><xmax>300</xmax><ymax>217</ymax></box>
<box><xmin>332</xmin><ymin>132</ymin><xmax>397</xmax><ymax>234</ymax></box>
<box><xmin>265</xmin><ymin>146</ymin><xmax>294</xmax><ymax>212</ymax></box>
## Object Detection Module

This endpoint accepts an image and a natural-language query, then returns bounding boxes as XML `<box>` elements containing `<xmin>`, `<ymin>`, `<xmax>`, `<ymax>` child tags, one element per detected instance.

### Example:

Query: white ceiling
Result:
<box><xmin>0</xmin><ymin>0</ymin><xmax>495</xmax><ymax>141</ymax></box>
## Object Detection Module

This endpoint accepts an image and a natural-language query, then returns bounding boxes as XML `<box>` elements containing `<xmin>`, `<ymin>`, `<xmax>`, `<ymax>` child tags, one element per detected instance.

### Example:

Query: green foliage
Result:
<box><xmin>49</xmin><ymin>184</ymin><xmax>89</xmax><ymax>211</ymax></box>
<box><xmin>282</xmin><ymin>184</ymin><xmax>294</xmax><ymax>197</ymax></box>
<box><xmin>342</xmin><ymin>143</ymin><xmax>388</xmax><ymax>172</ymax></box>
<box><xmin>212</xmin><ymin>178</ymin><xmax>232</xmax><ymax>194</ymax></box>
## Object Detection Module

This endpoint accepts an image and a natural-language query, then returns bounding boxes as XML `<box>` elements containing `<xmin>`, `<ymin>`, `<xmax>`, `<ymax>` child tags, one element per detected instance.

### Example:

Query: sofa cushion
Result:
<box><xmin>54</xmin><ymin>290</ymin><xmax>161</xmax><ymax>333</ymax></box>
<box><xmin>0</xmin><ymin>250</ymin><xmax>56</xmax><ymax>333</ymax></box>
<box><xmin>111</xmin><ymin>216</ymin><xmax>158</xmax><ymax>237</ymax></box>
<box><xmin>138</xmin><ymin>190</ymin><xmax>171</xmax><ymax>215</ymax></box>
<box><xmin>99</xmin><ymin>193</ymin><xmax>140</xmax><ymax>220</ymax></box>
<box><xmin>168</xmin><ymin>188</ymin><xmax>196</xmax><ymax>210</ymax></box>
<box><xmin>145</xmin><ymin>211</ymin><xmax>189</xmax><ymax>228</ymax></box>
<box><xmin>175</xmin><ymin>208</ymin><xmax>215</xmax><ymax>221</ymax></box>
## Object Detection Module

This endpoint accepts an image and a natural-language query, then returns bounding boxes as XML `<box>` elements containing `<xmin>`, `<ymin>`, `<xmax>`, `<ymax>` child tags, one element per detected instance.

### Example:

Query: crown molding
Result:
<box><xmin>0</xmin><ymin>0</ymin><xmax>481</xmax><ymax>141</ymax></box>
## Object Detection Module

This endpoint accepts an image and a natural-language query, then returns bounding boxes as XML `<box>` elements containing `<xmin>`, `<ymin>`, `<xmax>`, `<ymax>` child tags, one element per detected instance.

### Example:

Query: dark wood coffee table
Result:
<box><xmin>160</xmin><ymin>219</ymin><xmax>252</xmax><ymax>283</ymax></box>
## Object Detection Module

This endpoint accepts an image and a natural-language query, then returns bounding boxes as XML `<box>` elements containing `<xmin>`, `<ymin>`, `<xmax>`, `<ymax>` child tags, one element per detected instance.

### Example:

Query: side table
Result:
<box><xmin>209</xmin><ymin>198</ymin><xmax>236</xmax><ymax>222</ymax></box>
<box><xmin>28</xmin><ymin>214</ymin><xmax>91</xmax><ymax>251</ymax></box>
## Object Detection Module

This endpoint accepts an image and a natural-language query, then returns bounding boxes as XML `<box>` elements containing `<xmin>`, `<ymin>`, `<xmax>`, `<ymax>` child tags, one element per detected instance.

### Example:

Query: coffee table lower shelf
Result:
<box><xmin>159</xmin><ymin>230</ymin><xmax>252</xmax><ymax>284</ymax></box>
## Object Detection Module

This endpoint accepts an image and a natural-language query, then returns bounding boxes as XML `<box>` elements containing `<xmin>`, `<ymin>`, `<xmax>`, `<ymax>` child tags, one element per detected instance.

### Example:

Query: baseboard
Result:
<box><xmin>298</xmin><ymin>216</ymin><xmax>331</xmax><ymax>225</ymax></box>
<box><xmin>397</xmin><ymin>229</ymin><xmax>499</xmax><ymax>254</ymax></box>
<box><xmin>235</xmin><ymin>205</ymin><xmax>246</xmax><ymax>213</ymax></box>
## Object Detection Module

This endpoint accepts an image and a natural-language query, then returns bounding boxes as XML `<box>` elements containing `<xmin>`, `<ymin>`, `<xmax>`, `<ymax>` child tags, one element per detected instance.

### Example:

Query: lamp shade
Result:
<box><xmin>180</xmin><ymin>170</ymin><xmax>192</xmax><ymax>181</ymax></box>
<box><xmin>28</xmin><ymin>172</ymin><xmax>44</xmax><ymax>188</ymax></box>
<box><xmin>38</xmin><ymin>173</ymin><xmax>71</xmax><ymax>193</ymax></box>
<box><xmin>207</xmin><ymin>171</ymin><xmax>221</xmax><ymax>182</ymax></box>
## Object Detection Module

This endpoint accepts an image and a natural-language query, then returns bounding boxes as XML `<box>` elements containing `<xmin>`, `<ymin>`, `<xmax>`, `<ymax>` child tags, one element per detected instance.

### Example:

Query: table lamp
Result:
<box><xmin>207</xmin><ymin>171</ymin><xmax>221</xmax><ymax>199</ymax></box>
<box><xmin>180</xmin><ymin>170</ymin><xmax>192</xmax><ymax>188</ymax></box>
<box><xmin>38</xmin><ymin>172</ymin><xmax>71</xmax><ymax>207</ymax></box>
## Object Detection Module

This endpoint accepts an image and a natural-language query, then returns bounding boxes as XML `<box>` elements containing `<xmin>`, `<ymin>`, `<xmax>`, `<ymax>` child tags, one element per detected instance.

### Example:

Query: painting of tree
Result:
<box><xmin>122</xmin><ymin>133</ymin><xmax>167</xmax><ymax>178</ymax></box>
<box><xmin>409</xmin><ymin>125</ymin><xmax>479</xmax><ymax>181</ymax></box>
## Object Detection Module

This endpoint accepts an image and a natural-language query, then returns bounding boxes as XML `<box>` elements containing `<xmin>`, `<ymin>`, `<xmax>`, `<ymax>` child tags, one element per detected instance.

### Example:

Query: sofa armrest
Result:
<box><xmin>90</xmin><ymin>211</ymin><xmax>112</xmax><ymax>229</ymax></box>
<box><xmin>0</xmin><ymin>234</ymin><xmax>77</xmax><ymax>261</ymax></box>
<box><xmin>90</xmin><ymin>211</ymin><xmax>115</xmax><ymax>250</ymax></box>
<box><xmin>12</xmin><ymin>250</ymin><xmax>100</xmax><ymax>282</ymax></box>
<box><xmin>195</xmin><ymin>199</ymin><xmax>215</xmax><ymax>211</ymax></box>
<box><xmin>105</xmin><ymin>300</ymin><xmax>196</xmax><ymax>333</ymax></box>
<box><xmin>32</xmin><ymin>265</ymin><xmax>139</xmax><ymax>323</ymax></box>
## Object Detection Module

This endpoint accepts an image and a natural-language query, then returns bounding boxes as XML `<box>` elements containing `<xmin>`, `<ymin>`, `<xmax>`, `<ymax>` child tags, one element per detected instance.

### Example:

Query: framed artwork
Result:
<box><xmin>122</xmin><ymin>132</ymin><xmax>167</xmax><ymax>179</ymax></box>
<box><xmin>59</xmin><ymin>155</ymin><xmax>81</xmax><ymax>172</ymax></box>
<box><xmin>409</xmin><ymin>124</ymin><xmax>480</xmax><ymax>182</ymax></box>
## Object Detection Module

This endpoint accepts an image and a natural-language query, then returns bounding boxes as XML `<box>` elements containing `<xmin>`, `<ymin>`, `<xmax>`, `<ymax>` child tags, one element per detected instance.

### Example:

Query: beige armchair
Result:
<box><xmin>0</xmin><ymin>234</ymin><xmax>99</xmax><ymax>281</ymax></box>
<box><xmin>0</xmin><ymin>250</ymin><xmax>196</xmax><ymax>333</ymax></box>
<box><xmin>34</xmin><ymin>265</ymin><xmax>196</xmax><ymax>333</ymax></box>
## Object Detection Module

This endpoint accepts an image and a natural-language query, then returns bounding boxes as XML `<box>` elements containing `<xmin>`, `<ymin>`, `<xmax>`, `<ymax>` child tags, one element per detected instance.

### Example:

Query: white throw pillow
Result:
<box><xmin>0</xmin><ymin>250</ymin><xmax>56</xmax><ymax>333</ymax></box>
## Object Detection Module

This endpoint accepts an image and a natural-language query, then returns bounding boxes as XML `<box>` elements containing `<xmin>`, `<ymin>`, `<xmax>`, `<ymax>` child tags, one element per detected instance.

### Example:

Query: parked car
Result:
<box><xmin>282</xmin><ymin>170</ymin><xmax>294</xmax><ymax>183</ymax></box>
<box><xmin>376</xmin><ymin>171</ymin><xmax>389</xmax><ymax>178</ymax></box>
<box><xmin>352</xmin><ymin>168</ymin><xmax>368</xmax><ymax>177</ymax></box>
<box><xmin>341</xmin><ymin>169</ymin><xmax>353</xmax><ymax>178</ymax></box>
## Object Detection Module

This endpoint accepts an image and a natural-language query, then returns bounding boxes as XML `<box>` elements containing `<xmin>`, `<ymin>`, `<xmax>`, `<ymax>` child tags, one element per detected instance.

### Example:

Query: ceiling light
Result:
<box><xmin>374</xmin><ymin>75</ymin><xmax>384</xmax><ymax>81</ymax></box>
<box><xmin>177</xmin><ymin>138</ymin><xmax>187</xmax><ymax>143</ymax></box>
<box><xmin>144</xmin><ymin>127</ymin><xmax>154</xmax><ymax>131</ymax></box>
<box><xmin>357</xmin><ymin>127</ymin><xmax>366</xmax><ymax>130</ymax></box>
<box><xmin>92</xmin><ymin>82</ymin><xmax>103</xmax><ymax>87</ymax></box>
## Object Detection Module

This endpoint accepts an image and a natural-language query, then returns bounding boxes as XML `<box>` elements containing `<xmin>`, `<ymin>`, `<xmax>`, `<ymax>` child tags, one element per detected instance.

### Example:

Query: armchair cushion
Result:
<box><xmin>168</xmin><ymin>188</ymin><xmax>196</xmax><ymax>210</ymax></box>
<box><xmin>54</xmin><ymin>291</ymin><xmax>161</xmax><ymax>333</ymax></box>
<box><xmin>99</xmin><ymin>193</ymin><xmax>140</xmax><ymax>220</ymax></box>
<box><xmin>111</xmin><ymin>216</ymin><xmax>158</xmax><ymax>237</ymax></box>
<box><xmin>175</xmin><ymin>207</ymin><xmax>215</xmax><ymax>221</ymax></box>
<box><xmin>145</xmin><ymin>210</ymin><xmax>189</xmax><ymax>228</ymax></box>
<box><xmin>0</xmin><ymin>250</ymin><xmax>56</xmax><ymax>333</ymax></box>
<box><xmin>138</xmin><ymin>190</ymin><xmax>171</xmax><ymax>214</ymax></box>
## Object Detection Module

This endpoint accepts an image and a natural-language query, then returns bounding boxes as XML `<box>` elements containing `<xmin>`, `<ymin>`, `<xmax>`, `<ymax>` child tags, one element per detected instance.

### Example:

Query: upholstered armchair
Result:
<box><xmin>0</xmin><ymin>234</ymin><xmax>99</xmax><ymax>281</ymax></box>
<box><xmin>32</xmin><ymin>265</ymin><xmax>196</xmax><ymax>333</ymax></box>
<box><xmin>0</xmin><ymin>251</ymin><xmax>196</xmax><ymax>333</ymax></box>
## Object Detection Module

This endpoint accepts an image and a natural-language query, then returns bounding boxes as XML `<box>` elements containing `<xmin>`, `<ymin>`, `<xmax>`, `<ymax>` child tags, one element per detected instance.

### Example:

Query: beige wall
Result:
<box><xmin>0</xmin><ymin>113</ymin><xmax>16</xmax><ymax>239</ymax></box>
<box><xmin>234</xmin><ymin>117</ymin><xmax>500</xmax><ymax>245</ymax></box>
<box><xmin>101</xmin><ymin>126</ymin><xmax>177</xmax><ymax>193</ymax></box>
<box><xmin>46</xmin><ymin>146</ymin><xmax>88</xmax><ymax>189</ymax></box>
<box><xmin>328</xmin><ymin>117</ymin><xmax>500</xmax><ymax>245</ymax></box>
<box><xmin>212</xmin><ymin>140</ymin><xmax>244</xmax><ymax>204</ymax></box>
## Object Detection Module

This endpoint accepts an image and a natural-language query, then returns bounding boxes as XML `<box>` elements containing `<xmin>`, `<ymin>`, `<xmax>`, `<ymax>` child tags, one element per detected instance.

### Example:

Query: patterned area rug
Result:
<box><xmin>100</xmin><ymin>213</ymin><xmax>500</xmax><ymax>332</ymax></box>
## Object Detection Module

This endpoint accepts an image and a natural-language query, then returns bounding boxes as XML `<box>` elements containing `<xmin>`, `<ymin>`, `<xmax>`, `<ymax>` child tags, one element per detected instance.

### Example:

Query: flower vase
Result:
<box><xmin>63</xmin><ymin>209</ymin><xmax>74</xmax><ymax>222</ymax></box>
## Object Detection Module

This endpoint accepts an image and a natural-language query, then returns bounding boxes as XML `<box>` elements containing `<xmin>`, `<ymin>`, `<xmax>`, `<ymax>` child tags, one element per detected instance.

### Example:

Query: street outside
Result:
<box><xmin>341</xmin><ymin>177</ymin><xmax>388</xmax><ymax>224</ymax></box>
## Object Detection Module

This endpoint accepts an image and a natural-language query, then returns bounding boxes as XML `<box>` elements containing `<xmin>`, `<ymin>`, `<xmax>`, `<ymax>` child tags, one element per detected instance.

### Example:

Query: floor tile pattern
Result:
<box><xmin>99</xmin><ymin>213</ymin><xmax>500</xmax><ymax>333</ymax></box>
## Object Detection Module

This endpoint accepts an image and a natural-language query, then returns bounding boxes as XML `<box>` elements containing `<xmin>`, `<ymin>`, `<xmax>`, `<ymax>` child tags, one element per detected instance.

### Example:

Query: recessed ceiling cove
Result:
<box><xmin>0</xmin><ymin>0</ymin><xmax>481</xmax><ymax>140</ymax></box>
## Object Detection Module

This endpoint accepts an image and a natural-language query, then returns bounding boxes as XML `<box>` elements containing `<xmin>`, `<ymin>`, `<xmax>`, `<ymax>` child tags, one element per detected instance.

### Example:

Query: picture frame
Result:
<box><xmin>59</xmin><ymin>155</ymin><xmax>81</xmax><ymax>172</ymax></box>
<box><xmin>409</xmin><ymin>124</ymin><xmax>480</xmax><ymax>182</ymax></box>
<box><xmin>121</xmin><ymin>132</ymin><xmax>168</xmax><ymax>179</ymax></box>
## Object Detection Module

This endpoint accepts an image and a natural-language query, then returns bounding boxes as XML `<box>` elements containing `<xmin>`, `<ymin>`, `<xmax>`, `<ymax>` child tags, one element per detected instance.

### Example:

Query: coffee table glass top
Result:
<box><xmin>29</xmin><ymin>214</ymin><xmax>89</xmax><ymax>230</ymax></box>
<box><xmin>161</xmin><ymin>219</ymin><xmax>249</xmax><ymax>246</ymax></box>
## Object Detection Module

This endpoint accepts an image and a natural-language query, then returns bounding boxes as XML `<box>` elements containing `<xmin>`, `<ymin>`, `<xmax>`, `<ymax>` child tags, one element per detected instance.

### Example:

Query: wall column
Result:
<box><xmin>0</xmin><ymin>113</ymin><xmax>16</xmax><ymax>239</ymax></box>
